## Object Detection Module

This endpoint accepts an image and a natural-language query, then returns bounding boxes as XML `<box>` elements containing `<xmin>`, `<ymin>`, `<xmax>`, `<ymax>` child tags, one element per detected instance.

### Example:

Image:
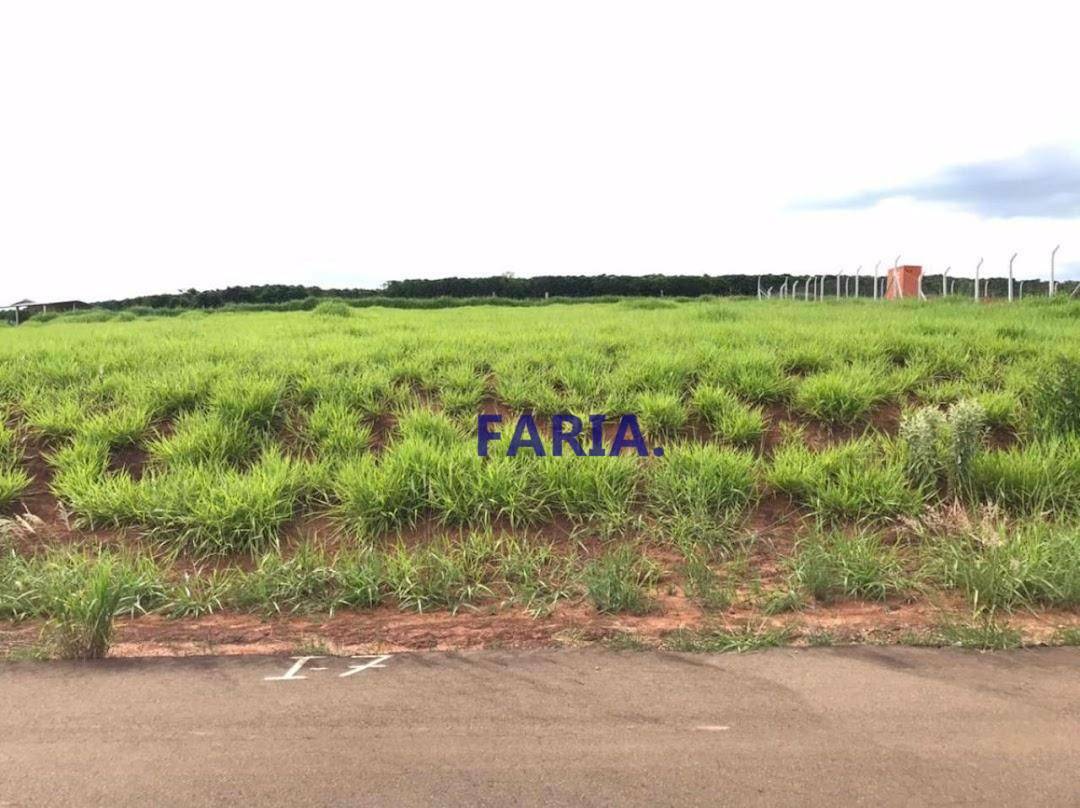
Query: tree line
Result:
<box><xmin>76</xmin><ymin>273</ymin><xmax>1071</xmax><ymax>311</ymax></box>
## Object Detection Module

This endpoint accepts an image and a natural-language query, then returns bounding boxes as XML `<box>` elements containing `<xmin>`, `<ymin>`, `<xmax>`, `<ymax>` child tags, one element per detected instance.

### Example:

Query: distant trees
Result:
<box><xmin>86</xmin><ymin>273</ymin><xmax>1063</xmax><ymax>312</ymax></box>
<box><xmin>382</xmin><ymin>274</ymin><xmax>771</xmax><ymax>298</ymax></box>
<box><xmin>97</xmin><ymin>284</ymin><xmax>376</xmax><ymax>310</ymax></box>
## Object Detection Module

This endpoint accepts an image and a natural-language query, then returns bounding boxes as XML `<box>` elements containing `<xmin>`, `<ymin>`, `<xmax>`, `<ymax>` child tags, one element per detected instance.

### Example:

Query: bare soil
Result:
<box><xmin>1</xmin><ymin>418</ymin><xmax>1072</xmax><ymax>659</ymax></box>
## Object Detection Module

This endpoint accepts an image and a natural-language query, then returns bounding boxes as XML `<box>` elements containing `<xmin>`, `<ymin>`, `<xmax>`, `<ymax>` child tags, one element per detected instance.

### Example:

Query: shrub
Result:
<box><xmin>899</xmin><ymin>406</ymin><xmax>947</xmax><ymax>490</ymax></box>
<box><xmin>312</xmin><ymin>300</ymin><xmax>352</xmax><ymax>317</ymax></box>
<box><xmin>898</xmin><ymin>400</ymin><xmax>986</xmax><ymax>494</ymax></box>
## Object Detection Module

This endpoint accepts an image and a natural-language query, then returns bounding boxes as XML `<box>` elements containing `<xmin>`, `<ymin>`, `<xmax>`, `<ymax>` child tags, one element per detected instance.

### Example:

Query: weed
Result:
<box><xmin>681</xmin><ymin>548</ymin><xmax>732</xmax><ymax>611</ymax></box>
<box><xmin>927</xmin><ymin>520</ymin><xmax>1080</xmax><ymax>612</ymax></box>
<box><xmin>789</xmin><ymin>530</ymin><xmax>911</xmax><ymax>603</ymax></box>
<box><xmin>663</xmin><ymin>622</ymin><xmax>792</xmax><ymax>652</ymax></box>
<box><xmin>583</xmin><ymin>544</ymin><xmax>659</xmax><ymax>614</ymax></box>
<box><xmin>691</xmin><ymin>385</ymin><xmax>765</xmax><ymax>446</ymax></box>
<box><xmin>648</xmin><ymin>443</ymin><xmax>755</xmax><ymax>519</ymax></box>
<box><xmin>635</xmin><ymin>391</ymin><xmax>687</xmax><ymax>438</ymax></box>
<box><xmin>904</xmin><ymin>619</ymin><xmax>1023</xmax><ymax>650</ymax></box>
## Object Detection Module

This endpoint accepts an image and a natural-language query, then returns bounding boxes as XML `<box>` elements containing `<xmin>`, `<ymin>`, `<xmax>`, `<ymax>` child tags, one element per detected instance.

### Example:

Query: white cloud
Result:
<box><xmin>1</xmin><ymin>0</ymin><xmax>1078</xmax><ymax>302</ymax></box>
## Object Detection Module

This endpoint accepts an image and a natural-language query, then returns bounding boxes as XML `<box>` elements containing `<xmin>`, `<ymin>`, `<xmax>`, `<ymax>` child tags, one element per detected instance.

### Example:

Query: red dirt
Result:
<box><xmin>2</xmin><ymin>407</ymin><xmax>1072</xmax><ymax>659</ymax></box>
<box><xmin>107</xmin><ymin>444</ymin><xmax>149</xmax><ymax>479</ymax></box>
<box><xmin>3</xmin><ymin>596</ymin><xmax>1075</xmax><ymax>659</ymax></box>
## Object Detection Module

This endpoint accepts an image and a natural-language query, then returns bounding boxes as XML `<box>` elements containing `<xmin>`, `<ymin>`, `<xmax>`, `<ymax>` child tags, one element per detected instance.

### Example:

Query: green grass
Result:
<box><xmin>583</xmin><ymin>544</ymin><xmax>660</xmax><ymax>614</ymax></box>
<box><xmin>0</xmin><ymin>467</ymin><xmax>31</xmax><ymax>511</ymax></box>
<box><xmin>663</xmin><ymin>623</ymin><xmax>792</xmax><ymax>652</ymax></box>
<box><xmin>767</xmin><ymin>435</ymin><xmax>921</xmax><ymax>523</ymax></box>
<box><xmin>635</xmin><ymin>391</ymin><xmax>687</xmax><ymax>438</ymax></box>
<box><xmin>690</xmin><ymin>385</ymin><xmax>765</xmax><ymax>446</ymax></box>
<box><xmin>648</xmin><ymin>443</ymin><xmax>755</xmax><ymax>519</ymax></box>
<box><xmin>1</xmin><ymin>298</ymin><xmax>1079</xmax><ymax>642</ymax></box>
<box><xmin>789</xmin><ymin>530</ymin><xmax>912</xmax><ymax>603</ymax></box>
<box><xmin>794</xmin><ymin>364</ymin><xmax>893</xmax><ymax>424</ymax></box>
<box><xmin>927</xmin><ymin>521</ymin><xmax>1080</xmax><ymax>612</ymax></box>
<box><xmin>902</xmin><ymin>620</ymin><xmax>1023</xmax><ymax>650</ymax></box>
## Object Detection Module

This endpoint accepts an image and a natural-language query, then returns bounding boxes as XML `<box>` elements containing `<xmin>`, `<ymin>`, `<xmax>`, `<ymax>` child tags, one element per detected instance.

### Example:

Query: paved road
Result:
<box><xmin>1</xmin><ymin>647</ymin><xmax>1077</xmax><ymax>807</ymax></box>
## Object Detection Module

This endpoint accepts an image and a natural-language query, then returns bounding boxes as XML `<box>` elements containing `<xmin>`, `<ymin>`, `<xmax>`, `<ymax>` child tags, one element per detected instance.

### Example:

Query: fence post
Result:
<box><xmin>1008</xmin><ymin>252</ymin><xmax>1017</xmax><ymax>302</ymax></box>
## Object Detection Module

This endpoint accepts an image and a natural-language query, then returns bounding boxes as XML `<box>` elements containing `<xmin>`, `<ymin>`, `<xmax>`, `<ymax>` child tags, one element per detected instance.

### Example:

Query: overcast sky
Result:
<box><xmin>2</xmin><ymin>1</ymin><xmax>1078</xmax><ymax>303</ymax></box>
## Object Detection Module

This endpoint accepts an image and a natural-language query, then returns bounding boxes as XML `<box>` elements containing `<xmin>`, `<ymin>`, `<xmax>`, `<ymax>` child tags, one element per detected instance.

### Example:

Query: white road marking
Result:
<box><xmin>694</xmin><ymin>725</ymin><xmax>731</xmax><ymax>731</ymax></box>
<box><xmin>264</xmin><ymin>656</ymin><xmax>326</xmax><ymax>681</ymax></box>
<box><xmin>340</xmin><ymin>654</ymin><xmax>392</xmax><ymax>677</ymax></box>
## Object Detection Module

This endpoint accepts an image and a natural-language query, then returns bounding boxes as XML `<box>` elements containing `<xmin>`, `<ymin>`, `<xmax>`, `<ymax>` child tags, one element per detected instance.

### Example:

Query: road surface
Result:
<box><xmin>1</xmin><ymin>647</ymin><xmax>1078</xmax><ymax>806</ymax></box>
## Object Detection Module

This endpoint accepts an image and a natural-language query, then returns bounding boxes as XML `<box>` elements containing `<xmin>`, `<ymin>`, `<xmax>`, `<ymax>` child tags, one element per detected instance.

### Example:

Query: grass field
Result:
<box><xmin>2</xmin><ymin>297</ymin><xmax>1079</xmax><ymax>656</ymax></box>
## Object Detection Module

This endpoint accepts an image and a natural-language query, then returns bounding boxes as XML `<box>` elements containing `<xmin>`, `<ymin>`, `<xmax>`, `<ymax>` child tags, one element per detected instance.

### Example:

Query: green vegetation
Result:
<box><xmin>789</xmin><ymin>530</ymin><xmax>912</xmax><ymax>603</ymax></box>
<box><xmin>663</xmin><ymin>623</ymin><xmax>793</xmax><ymax>653</ymax></box>
<box><xmin>1</xmin><ymin>297</ymin><xmax>1079</xmax><ymax>654</ymax></box>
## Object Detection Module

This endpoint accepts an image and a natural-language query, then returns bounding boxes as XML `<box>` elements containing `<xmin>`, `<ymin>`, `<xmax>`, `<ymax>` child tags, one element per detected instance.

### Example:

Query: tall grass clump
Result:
<box><xmin>583</xmin><ymin>544</ymin><xmax>659</xmax><ymax>614</ymax></box>
<box><xmin>499</xmin><ymin>537</ymin><xmax>579</xmax><ymax>615</ymax></box>
<box><xmin>304</xmin><ymin>400</ymin><xmax>371</xmax><ymax>461</ymax></box>
<box><xmin>789</xmin><ymin>530</ymin><xmax>911</xmax><ymax>603</ymax></box>
<box><xmin>919</xmin><ymin>510</ymin><xmax>1080</xmax><ymax>612</ymax></box>
<box><xmin>1029</xmin><ymin>354</ymin><xmax>1080</xmax><ymax>437</ymax></box>
<box><xmin>384</xmin><ymin>533</ymin><xmax>498</xmax><ymax>613</ymax></box>
<box><xmin>0</xmin><ymin>549</ymin><xmax>165</xmax><ymax>657</ymax></box>
<box><xmin>635</xmin><ymin>391</ymin><xmax>687</xmax><ymax>438</ymax></box>
<box><xmin>538</xmin><ymin>452</ymin><xmax>640</xmax><ymax>531</ymax></box>
<box><xmin>148</xmin><ymin>410</ymin><xmax>260</xmax><ymax>468</ymax></box>
<box><xmin>691</xmin><ymin>385</ymin><xmax>765</xmax><ymax>447</ymax></box>
<box><xmin>965</xmin><ymin>437</ymin><xmax>1080</xmax><ymax>516</ymax></box>
<box><xmin>794</xmin><ymin>364</ymin><xmax>892</xmax><ymax>424</ymax></box>
<box><xmin>706</xmin><ymin>355</ymin><xmax>792</xmax><ymax>404</ymax></box>
<box><xmin>0</xmin><ymin>422</ymin><xmax>29</xmax><ymax>510</ymax></box>
<box><xmin>767</xmin><ymin>434</ymin><xmax>920</xmax><ymax>523</ymax></box>
<box><xmin>312</xmin><ymin>300</ymin><xmax>352</xmax><ymax>317</ymax></box>
<box><xmin>648</xmin><ymin>443</ymin><xmax>755</xmax><ymax>519</ymax></box>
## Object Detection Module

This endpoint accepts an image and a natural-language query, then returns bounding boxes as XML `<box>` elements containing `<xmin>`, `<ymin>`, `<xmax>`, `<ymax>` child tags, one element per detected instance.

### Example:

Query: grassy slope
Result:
<box><xmin>1</xmin><ymin>297</ymin><xmax>1079</xmax><ymax>654</ymax></box>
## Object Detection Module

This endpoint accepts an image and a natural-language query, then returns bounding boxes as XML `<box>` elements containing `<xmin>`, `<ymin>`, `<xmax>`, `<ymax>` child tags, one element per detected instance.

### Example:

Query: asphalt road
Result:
<box><xmin>1</xmin><ymin>647</ymin><xmax>1077</xmax><ymax>807</ymax></box>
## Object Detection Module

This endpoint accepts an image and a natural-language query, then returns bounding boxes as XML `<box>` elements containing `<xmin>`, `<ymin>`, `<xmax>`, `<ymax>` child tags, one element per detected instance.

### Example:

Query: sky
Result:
<box><xmin>2</xmin><ymin>0</ymin><xmax>1079</xmax><ymax>304</ymax></box>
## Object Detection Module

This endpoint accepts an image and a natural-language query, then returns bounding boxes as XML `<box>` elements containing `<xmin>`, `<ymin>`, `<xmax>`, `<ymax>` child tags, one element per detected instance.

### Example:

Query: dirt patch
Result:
<box><xmin>368</xmin><ymin>412</ymin><xmax>397</xmax><ymax>453</ymax></box>
<box><xmin>761</xmin><ymin>402</ymin><xmax>900</xmax><ymax>456</ymax></box>
<box><xmin>107</xmin><ymin>444</ymin><xmax>149</xmax><ymax>479</ymax></box>
<box><xmin>4</xmin><ymin>597</ymin><xmax>1074</xmax><ymax>659</ymax></box>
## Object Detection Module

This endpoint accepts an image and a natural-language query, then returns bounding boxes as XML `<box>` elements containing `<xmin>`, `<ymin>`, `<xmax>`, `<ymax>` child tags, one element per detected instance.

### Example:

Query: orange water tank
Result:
<box><xmin>885</xmin><ymin>265</ymin><xmax>923</xmax><ymax>299</ymax></box>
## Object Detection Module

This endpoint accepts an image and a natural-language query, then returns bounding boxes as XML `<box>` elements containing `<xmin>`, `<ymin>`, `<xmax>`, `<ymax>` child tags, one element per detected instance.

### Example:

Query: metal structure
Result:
<box><xmin>974</xmin><ymin>257</ymin><xmax>983</xmax><ymax>301</ymax></box>
<box><xmin>1008</xmin><ymin>252</ymin><xmax>1017</xmax><ymax>302</ymax></box>
<box><xmin>1051</xmin><ymin>245</ymin><xmax>1060</xmax><ymax>296</ymax></box>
